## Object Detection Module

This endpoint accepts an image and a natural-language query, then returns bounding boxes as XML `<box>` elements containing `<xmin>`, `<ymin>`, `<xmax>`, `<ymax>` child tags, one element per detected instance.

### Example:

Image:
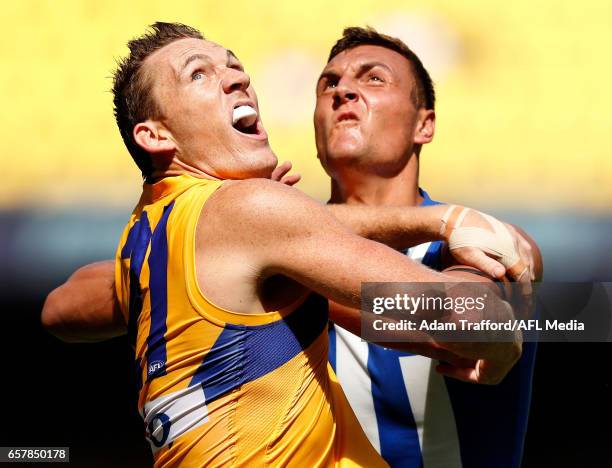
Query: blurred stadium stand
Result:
<box><xmin>3</xmin><ymin>0</ymin><xmax>612</xmax><ymax>465</ymax></box>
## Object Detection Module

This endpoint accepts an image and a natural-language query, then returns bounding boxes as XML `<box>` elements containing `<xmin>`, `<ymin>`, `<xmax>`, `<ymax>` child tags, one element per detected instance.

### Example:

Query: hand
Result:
<box><xmin>433</xmin><ymin>285</ymin><xmax>523</xmax><ymax>384</ymax></box>
<box><xmin>435</xmin><ymin>323</ymin><xmax>522</xmax><ymax>385</ymax></box>
<box><xmin>385</xmin><ymin>337</ymin><xmax>519</xmax><ymax>385</ymax></box>
<box><xmin>271</xmin><ymin>161</ymin><xmax>301</xmax><ymax>186</ymax></box>
<box><xmin>504</xmin><ymin>223</ymin><xmax>536</xmax><ymax>281</ymax></box>
<box><xmin>435</xmin><ymin>352</ymin><xmax>521</xmax><ymax>385</ymax></box>
<box><xmin>440</xmin><ymin>206</ymin><xmax>534</xmax><ymax>288</ymax></box>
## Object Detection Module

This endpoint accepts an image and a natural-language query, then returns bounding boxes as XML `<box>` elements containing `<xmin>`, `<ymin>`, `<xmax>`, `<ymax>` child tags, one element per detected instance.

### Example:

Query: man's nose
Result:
<box><xmin>333</xmin><ymin>81</ymin><xmax>358</xmax><ymax>108</ymax></box>
<box><xmin>222</xmin><ymin>68</ymin><xmax>251</xmax><ymax>93</ymax></box>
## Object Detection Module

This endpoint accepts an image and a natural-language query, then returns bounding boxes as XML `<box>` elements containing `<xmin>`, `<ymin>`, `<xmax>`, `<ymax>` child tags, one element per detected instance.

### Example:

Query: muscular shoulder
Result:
<box><xmin>202</xmin><ymin>178</ymin><xmax>331</xmax><ymax>241</ymax></box>
<box><xmin>192</xmin><ymin>179</ymin><xmax>342</xmax><ymax>309</ymax></box>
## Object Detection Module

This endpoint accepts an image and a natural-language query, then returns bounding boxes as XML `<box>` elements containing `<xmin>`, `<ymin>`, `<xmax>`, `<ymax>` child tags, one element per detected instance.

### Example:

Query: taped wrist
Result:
<box><xmin>440</xmin><ymin>205</ymin><xmax>527</xmax><ymax>279</ymax></box>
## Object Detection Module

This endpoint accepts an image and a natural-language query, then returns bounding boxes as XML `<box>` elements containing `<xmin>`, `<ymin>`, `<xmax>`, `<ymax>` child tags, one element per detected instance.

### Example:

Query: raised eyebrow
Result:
<box><xmin>357</xmin><ymin>61</ymin><xmax>393</xmax><ymax>76</ymax></box>
<box><xmin>317</xmin><ymin>61</ymin><xmax>391</xmax><ymax>86</ymax></box>
<box><xmin>317</xmin><ymin>70</ymin><xmax>340</xmax><ymax>86</ymax></box>
<box><xmin>181</xmin><ymin>53</ymin><xmax>209</xmax><ymax>74</ymax></box>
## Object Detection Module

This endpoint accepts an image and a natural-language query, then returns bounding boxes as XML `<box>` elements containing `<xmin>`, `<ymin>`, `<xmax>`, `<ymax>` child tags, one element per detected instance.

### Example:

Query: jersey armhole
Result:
<box><xmin>182</xmin><ymin>181</ymin><xmax>308</xmax><ymax>327</ymax></box>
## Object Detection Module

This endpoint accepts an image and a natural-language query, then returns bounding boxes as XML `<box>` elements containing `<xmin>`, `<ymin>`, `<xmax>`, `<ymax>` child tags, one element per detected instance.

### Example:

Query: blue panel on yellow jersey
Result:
<box><xmin>120</xmin><ymin>210</ymin><xmax>151</xmax><ymax>260</ymax></box>
<box><xmin>121</xmin><ymin>211</ymin><xmax>151</xmax><ymax>344</ymax></box>
<box><xmin>190</xmin><ymin>294</ymin><xmax>327</xmax><ymax>404</ymax></box>
<box><xmin>146</xmin><ymin>201</ymin><xmax>175</xmax><ymax>381</ymax></box>
<box><xmin>115</xmin><ymin>175</ymin><xmax>387</xmax><ymax>467</ymax></box>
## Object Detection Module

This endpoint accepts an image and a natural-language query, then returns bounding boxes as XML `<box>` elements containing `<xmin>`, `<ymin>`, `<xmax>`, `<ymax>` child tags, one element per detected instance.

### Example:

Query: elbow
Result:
<box><xmin>41</xmin><ymin>287</ymin><xmax>78</xmax><ymax>343</ymax></box>
<box><xmin>41</xmin><ymin>288</ymin><xmax>61</xmax><ymax>332</ymax></box>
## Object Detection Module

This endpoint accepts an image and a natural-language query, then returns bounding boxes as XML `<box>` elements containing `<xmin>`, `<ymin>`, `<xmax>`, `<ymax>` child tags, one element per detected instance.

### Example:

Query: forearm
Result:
<box><xmin>43</xmin><ymin>286</ymin><xmax>124</xmax><ymax>342</ymax></box>
<box><xmin>327</xmin><ymin>204</ymin><xmax>541</xmax><ymax>283</ymax></box>
<box><xmin>277</xmin><ymin>232</ymin><xmax>455</xmax><ymax>311</ymax></box>
<box><xmin>325</xmin><ymin>204</ymin><xmax>444</xmax><ymax>249</ymax></box>
<box><xmin>41</xmin><ymin>261</ymin><xmax>126</xmax><ymax>343</ymax></box>
<box><xmin>329</xmin><ymin>300</ymin><xmax>464</xmax><ymax>362</ymax></box>
<box><xmin>328</xmin><ymin>266</ymin><xmax>518</xmax><ymax>364</ymax></box>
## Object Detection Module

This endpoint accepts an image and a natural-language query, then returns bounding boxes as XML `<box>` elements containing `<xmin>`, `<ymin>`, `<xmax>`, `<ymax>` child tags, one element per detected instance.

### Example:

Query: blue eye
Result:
<box><xmin>192</xmin><ymin>72</ymin><xmax>204</xmax><ymax>81</ymax></box>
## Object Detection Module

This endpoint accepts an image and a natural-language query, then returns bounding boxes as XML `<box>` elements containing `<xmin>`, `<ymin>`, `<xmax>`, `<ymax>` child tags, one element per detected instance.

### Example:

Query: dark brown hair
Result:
<box><xmin>328</xmin><ymin>27</ymin><xmax>435</xmax><ymax>110</ymax></box>
<box><xmin>112</xmin><ymin>22</ymin><xmax>204</xmax><ymax>179</ymax></box>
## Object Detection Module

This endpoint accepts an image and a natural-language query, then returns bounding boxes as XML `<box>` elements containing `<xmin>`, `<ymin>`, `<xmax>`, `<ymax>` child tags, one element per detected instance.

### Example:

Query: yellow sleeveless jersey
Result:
<box><xmin>114</xmin><ymin>174</ymin><xmax>386</xmax><ymax>467</ymax></box>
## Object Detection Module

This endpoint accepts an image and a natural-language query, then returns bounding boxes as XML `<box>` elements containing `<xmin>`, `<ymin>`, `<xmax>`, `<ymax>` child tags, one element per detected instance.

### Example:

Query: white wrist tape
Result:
<box><xmin>441</xmin><ymin>205</ymin><xmax>527</xmax><ymax>279</ymax></box>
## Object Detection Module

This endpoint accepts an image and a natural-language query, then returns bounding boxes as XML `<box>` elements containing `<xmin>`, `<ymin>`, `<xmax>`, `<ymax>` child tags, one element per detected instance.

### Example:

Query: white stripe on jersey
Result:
<box><xmin>406</xmin><ymin>243</ymin><xmax>431</xmax><ymax>262</ymax></box>
<box><xmin>332</xmin><ymin>242</ymin><xmax>463</xmax><ymax>467</ymax></box>
<box><xmin>398</xmin><ymin>355</ymin><xmax>429</xmax><ymax>448</ymax></box>
<box><xmin>335</xmin><ymin>326</ymin><xmax>381</xmax><ymax>452</ymax></box>
<box><xmin>143</xmin><ymin>383</ymin><xmax>209</xmax><ymax>453</ymax></box>
<box><xmin>399</xmin><ymin>355</ymin><xmax>462</xmax><ymax>468</ymax></box>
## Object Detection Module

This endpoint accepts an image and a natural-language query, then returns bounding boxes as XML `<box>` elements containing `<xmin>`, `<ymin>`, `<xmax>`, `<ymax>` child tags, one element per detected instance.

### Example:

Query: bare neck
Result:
<box><xmin>329</xmin><ymin>155</ymin><xmax>422</xmax><ymax>207</ymax></box>
<box><xmin>149</xmin><ymin>155</ymin><xmax>220</xmax><ymax>183</ymax></box>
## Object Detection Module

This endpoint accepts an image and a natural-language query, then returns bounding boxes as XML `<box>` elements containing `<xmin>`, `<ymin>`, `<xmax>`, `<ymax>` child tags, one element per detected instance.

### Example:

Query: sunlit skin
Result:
<box><xmin>41</xmin><ymin>38</ymin><xmax>539</xmax><ymax>387</ymax></box>
<box><xmin>134</xmin><ymin>38</ymin><xmax>278</xmax><ymax>181</ymax></box>
<box><xmin>313</xmin><ymin>44</ymin><xmax>541</xmax><ymax>385</ymax></box>
<box><xmin>314</xmin><ymin>45</ymin><xmax>435</xmax><ymax>207</ymax></box>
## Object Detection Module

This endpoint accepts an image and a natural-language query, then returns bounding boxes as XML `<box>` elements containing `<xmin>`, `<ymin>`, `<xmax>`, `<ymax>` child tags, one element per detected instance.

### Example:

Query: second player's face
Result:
<box><xmin>143</xmin><ymin>38</ymin><xmax>277</xmax><ymax>179</ymax></box>
<box><xmin>314</xmin><ymin>45</ymin><xmax>422</xmax><ymax>176</ymax></box>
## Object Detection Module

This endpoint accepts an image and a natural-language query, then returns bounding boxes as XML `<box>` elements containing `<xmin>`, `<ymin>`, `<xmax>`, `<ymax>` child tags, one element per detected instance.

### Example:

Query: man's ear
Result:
<box><xmin>414</xmin><ymin>109</ymin><xmax>435</xmax><ymax>145</ymax></box>
<box><xmin>133</xmin><ymin>120</ymin><xmax>176</xmax><ymax>154</ymax></box>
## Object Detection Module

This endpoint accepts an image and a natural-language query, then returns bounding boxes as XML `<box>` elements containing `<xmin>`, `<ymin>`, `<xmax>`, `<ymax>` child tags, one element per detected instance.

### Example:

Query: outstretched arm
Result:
<box><xmin>263</xmin><ymin>160</ymin><xmax>535</xmax><ymax>282</ymax></box>
<box><xmin>327</xmin><ymin>225</ymin><xmax>542</xmax><ymax>384</ymax></box>
<box><xmin>207</xmin><ymin>179</ymin><xmax>521</xmax><ymax>385</ymax></box>
<box><xmin>42</xmin><ymin>261</ymin><xmax>125</xmax><ymax>342</ymax></box>
<box><xmin>41</xmin><ymin>180</ymin><xmax>537</xmax><ymax>353</ymax></box>
<box><xmin>327</xmin><ymin>203</ymin><xmax>536</xmax><ymax>283</ymax></box>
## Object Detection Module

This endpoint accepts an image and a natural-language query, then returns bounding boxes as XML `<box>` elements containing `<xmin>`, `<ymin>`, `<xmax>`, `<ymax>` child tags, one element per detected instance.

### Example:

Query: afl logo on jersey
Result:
<box><xmin>148</xmin><ymin>360</ymin><xmax>165</xmax><ymax>376</ymax></box>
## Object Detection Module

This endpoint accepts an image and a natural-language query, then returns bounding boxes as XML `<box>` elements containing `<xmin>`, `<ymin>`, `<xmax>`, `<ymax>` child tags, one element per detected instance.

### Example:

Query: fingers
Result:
<box><xmin>452</xmin><ymin>247</ymin><xmax>506</xmax><ymax>279</ymax></box>
<box><xmin>435</xmin><ymin>362</ymin><xmax>480</xmax><ymax>384</ymax></box>
<box><xmin>271</xmin><ymin>161</ymin><xmax>292</xmax><ymax>182</ymax></box>
<box><xmin>518</xmin><ymin>232</ymin><xmax>535</xmax><ymax>281</ymax></box>
<box><xmin>443</xmin><ymin>356</ymin><xmax>478</xmax><ymax>368</ymax></box>
<box><xmin>506</xmin><ymin>260</ymin><xmax>533</xmax><ymax>299</ymax></box>
<box><xmin>474</xmin><ymin>359</ymin><xmax>513</xmax><ymax>385</ymax></box>
<box><xmin>280</xmin><ymin>173</ymin><xmax>301</xmax><ymax>186</ymax></box>
<box><xmin>505</xmin><ymin>223</ymin><xmax>535</xmax><ymax>282</ymax></box>
<box><xmin>436</xmin><ymin>360</ymin><xmax>508</xmax><ymax>385</ymax></box>
<box><xmin>271</xmin><ymin>161</ymin><xmax>301</xmax><ymax>186</ymax></box>
<box><xmin>442</xmin><ymin>207</ymin><xmax>537</xmax><ymax>290</ymax></box>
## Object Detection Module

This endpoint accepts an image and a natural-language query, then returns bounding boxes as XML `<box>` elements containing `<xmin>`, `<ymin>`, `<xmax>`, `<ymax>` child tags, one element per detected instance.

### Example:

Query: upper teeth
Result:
<box><xmin>233</xmin><ymin>105</ymin><xmax>257</xmax><ymax>127</ymax></box>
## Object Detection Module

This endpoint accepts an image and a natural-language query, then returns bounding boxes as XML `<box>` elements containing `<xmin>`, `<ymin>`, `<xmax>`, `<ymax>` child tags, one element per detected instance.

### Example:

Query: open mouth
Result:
<box><xmin>232</xmin><ymin>105</ymin><xmax>261</xmax><ymax>136</ymax></box>
<box><xmin>336</xmin><ymin>111</ymin><xmax>359</xmax><ymax>123</ymax></box>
